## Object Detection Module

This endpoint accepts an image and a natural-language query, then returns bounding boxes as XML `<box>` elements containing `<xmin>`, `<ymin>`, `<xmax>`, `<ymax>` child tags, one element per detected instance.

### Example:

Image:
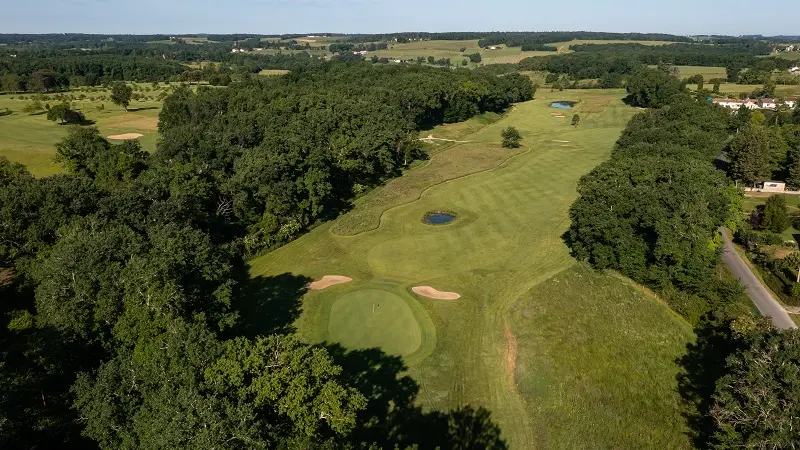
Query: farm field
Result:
<box><xmin>248</xmin><ymin>89</ymin><xmax>693</xmax><ymax>448</ymax></box>
<box><xmin>548</xmin><ymin>39</ymin><xmax>679</xmax><ymax>53</ymax></box>
<box><xmin>0</xmin><ymin>83</ymin><xmax>184</xmax><ymax>176</ymax></box>
<box><xmin>649</xmin><ymin>65</ymin><xmax>727</xmax><ymax>80</ymax></box>
<box><xmin>687</xmin><ymin>82</ymin><xmax>800</xmax><ymax>97</ymax></box>
<box><xmin>367</xmin><ymin>38</ymin><xmax>683</xmax><ymax>66</ymax></box>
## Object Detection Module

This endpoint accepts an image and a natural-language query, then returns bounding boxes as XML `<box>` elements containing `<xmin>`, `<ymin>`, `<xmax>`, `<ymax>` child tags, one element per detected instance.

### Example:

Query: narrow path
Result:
<box><xmin>720</xmin><ymin>228</ymin><xmax>797</xmax><ymax>329</ymax></box>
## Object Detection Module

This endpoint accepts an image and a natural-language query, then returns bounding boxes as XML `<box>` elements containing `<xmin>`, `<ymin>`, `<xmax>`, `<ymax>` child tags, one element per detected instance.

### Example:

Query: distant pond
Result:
<box><xmin>550</xmin><ymin>101</ymin><xmax>577</xmax><ymax>109</ymax></box>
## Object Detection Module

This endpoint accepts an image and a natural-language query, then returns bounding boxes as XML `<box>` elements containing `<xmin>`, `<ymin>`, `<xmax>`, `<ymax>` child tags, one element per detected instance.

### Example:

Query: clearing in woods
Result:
<box><xmin>0</xmin><ymin>82</ymin><xmax>186</xmax><ymax>177</ymax></box>
<box><xmin>248</xmin><ymin>89</ymin><xmax>694</xmax><ymax>448</ymax></box>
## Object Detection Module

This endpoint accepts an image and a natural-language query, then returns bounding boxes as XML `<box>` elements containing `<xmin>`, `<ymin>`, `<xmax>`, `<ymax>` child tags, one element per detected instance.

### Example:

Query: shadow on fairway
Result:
<box><xmin>325</xmin><ymin>344</ymin><xmax>508</xmax><ymax>449</ymax></box>
<box><xmin>126</xmin><ymin>106</ymin><xmax>159</xmax><ymax>112</ymax></box>
<box><xmin>234</xmin><ymin>272</ymin><xmax>311</xmax><ymax>337</ymax></box>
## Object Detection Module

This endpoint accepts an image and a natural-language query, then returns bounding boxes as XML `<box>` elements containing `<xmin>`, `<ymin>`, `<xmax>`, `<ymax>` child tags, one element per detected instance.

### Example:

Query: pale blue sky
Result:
<box><xmin>2</xmin><ymin>0</ymin><xmax>798</xmax><ymax>36</ymax></box>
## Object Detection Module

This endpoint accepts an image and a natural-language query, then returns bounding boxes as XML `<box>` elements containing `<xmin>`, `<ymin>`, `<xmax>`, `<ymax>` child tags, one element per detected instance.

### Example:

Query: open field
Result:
<box><xmin>369</xmin><ymin>39</ymin><xmax>557</xmax><ymax>66</ymax></box>
<box><xmin>248</xmin><ymin>89</ymin><xmax>692</xmax><ymax>448</ymax></box>
<box><xmin>257</xmin><ymin>69</ymin><xmax>291</xmax><ymax>76</ymax></box>
<box><xmin>0</xmin><ymin>83</ymin><xmax>182</xmax><ymax>176</ymax></box>
<box><xmin>368</xmin><ymin>38</ymin><xmax>683</xmax><ymax>66</ymax></box>
<box><xmin>548</xmin><ymin>39</ymin><xmax>679</xmax><ymax>53</ymax></box>
<box><xmin>687</xmin><ymin>82</ymin><xmax>800</xmax><ymax>97</ymax></box>
<box><xmin>650</xmin><ymin>65</ymin><xmax>727</xmax><ymax>80</ymax></box>
<box><xmin>774</xmin><ymin>52</ymin><xmax>800</xmax><ymax>61</ymax></box>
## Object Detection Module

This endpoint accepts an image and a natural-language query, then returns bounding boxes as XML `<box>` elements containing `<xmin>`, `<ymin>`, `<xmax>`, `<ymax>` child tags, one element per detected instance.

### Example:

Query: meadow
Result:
<box><xmin>650</xmin><ymin>65</ymin><xmax>727</xmax><ymax>80</ymax></box>
<box><xmin>367</xmin><ymin>39</ymin><xmax>681</xmax><ymax>66</ymax></box>
<box><xmin>0</xmin><ymin>83</ymin><xmax>180</xmax><ymax>176</ymax></box>
<box><xmin>248</xmin><ymin>89</ymin><xmax>694</xmax><ymax>448</ymax></box>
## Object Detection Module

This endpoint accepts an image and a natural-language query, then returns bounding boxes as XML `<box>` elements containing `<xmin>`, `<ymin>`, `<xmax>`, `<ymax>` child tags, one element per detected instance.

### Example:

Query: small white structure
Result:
<box><xmin>353</xmin><ymin>50</ymin><xmax>368</xmax><ymax>56</ymax></box>
<box><xmin>790</xmin><ymin>67</ymin><xmax>800</xmax><ymax>75</ymax></box>
<box><xmin>758</xmin><ymin>98</ymin><xmax>777</xmax><ymax>109</ymax></box>
<box><xmin>712</xmin><ymin>98</ymin><xmax>744</xmax><ymax>109</ymax></box>
<box><xmin>762</xmin><ymin>181</ymin><xmax>786</xmax><ymax>193</ymax></box>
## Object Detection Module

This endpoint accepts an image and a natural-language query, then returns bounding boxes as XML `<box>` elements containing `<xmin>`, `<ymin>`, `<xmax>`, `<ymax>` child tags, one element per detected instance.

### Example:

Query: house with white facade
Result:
<box><xmin>758</xmin><ymin>98</ymin><xmax>777</xmax><ymax>109</ymax></box>
<box><xmin>712</xmin><ymin>98</ymin><xmax>743</xmax><ymax>109</ymax></box>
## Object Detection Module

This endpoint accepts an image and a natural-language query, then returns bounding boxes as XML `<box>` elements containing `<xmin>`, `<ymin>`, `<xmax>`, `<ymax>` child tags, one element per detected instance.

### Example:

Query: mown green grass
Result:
<box><xmin>248</xmin><ymin>89</ymin><xmax>691</xmax><ymax>448</ymax></box>
<box><xmin>0</xmin><ymin>84</ymin><xmax>170</xmax><ymax>176</ymax></box>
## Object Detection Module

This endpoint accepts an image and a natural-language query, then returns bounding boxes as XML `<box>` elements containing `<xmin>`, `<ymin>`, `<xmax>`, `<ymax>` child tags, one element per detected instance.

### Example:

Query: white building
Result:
<box><xmin>790</xmin><ymin>66</ymin><xmax>800</xmax><ymax>75</ymax></box>
<box><xmin>762</xmin><ymin>181</ymin><xmax>786</xmax><ymax>193</ymax></box>
<box><xmin>758</xmin><ymin>98</ymin><xmax>777</xmax><ymax>109</ymax></box>
<box><xmin>712</xmin><ymin>98</ymin><xmax>743</xmax><ymax>109</ymax></box>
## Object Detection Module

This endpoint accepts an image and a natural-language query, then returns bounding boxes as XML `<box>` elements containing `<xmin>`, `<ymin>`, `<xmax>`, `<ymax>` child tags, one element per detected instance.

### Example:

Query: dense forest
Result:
<box><xmin>0</xmin><ymin>61</ymin><xmax>532</xmax><ymax>449</ymax></box>
<box><xmin>567</xmin><ymin>68</ymin><xmax>800</xmax><ymax>448</ymax></box>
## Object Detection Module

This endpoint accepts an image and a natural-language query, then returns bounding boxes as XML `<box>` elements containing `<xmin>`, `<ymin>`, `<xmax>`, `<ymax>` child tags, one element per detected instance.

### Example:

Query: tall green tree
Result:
<box><xmin>110</xmin><ymin>82</ymin><xmax>133</xmax><ymax>111</ymax></box>
<box><xmin>626</xmin><ymin>67</ymin><xmax>684</xmax><ymax>108</ymax></box>
<box><xmin>501</xmin><ymin>126</ymin><xmax>521</xmax><ymax>148</ymax></box>
<box><xmin>54</xmin><ymin>126</ymin><xmax>111</xmax><ymax>178</ymax></box>
<box><xmin>728</xmin><ymin>125</ymin><xmax>783</xmax><ymax>187</ymax></box>
<box><xmin>761</xmin><ymin>194</ymin><xmax>790</xmax><ymax>233</ymax></box>
<box><xmin>710</xmin><ymin>324</ymin><xmax>800</xmax><ymax>449</ymax></box>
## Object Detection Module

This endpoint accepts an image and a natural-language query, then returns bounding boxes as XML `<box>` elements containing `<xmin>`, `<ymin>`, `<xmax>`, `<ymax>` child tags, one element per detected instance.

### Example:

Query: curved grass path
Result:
<box><xmin>248</xmin><ymin>89</ymin><xmax>693</xmax><ymax>448</ymax></box>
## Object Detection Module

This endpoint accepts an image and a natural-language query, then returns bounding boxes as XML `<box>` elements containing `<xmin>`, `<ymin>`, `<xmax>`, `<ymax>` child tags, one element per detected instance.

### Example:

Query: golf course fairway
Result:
<box><xmin>248</xmin><ymin>89</ymin><xmax>695</xmax><ymax>449</ymax></box>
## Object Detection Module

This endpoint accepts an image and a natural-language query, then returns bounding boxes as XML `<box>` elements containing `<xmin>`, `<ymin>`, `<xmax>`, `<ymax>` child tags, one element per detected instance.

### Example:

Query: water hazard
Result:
<box><xmin>550</xmin><ymin>101</ymin><xmax>576</xmax><ymax>109</ymax></box>
<box><xmin>423</xmin><ymin>211</ymin><xmax>457</xmax><ymax>225</ymax></box>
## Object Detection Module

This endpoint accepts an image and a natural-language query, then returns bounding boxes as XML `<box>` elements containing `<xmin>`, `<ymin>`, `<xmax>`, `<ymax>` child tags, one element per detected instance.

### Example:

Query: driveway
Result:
<box><xmin>720</xmin><ymin>229</ymin><xmax>797</xmax><ymax>329</ymax></box>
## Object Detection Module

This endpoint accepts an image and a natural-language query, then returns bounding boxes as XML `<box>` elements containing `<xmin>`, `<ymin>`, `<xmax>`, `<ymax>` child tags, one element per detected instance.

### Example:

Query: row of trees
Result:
<box><xmin>0</xmin><ymin>60</ymin><xmax>529</xmax><ymax>449</ymax></box>
<box><xmin>155</xmin><ymin>62</ymin><xmax>534</xmax><ymax>254</ymax></box>
<box><xmin>568</xmin><ymin>67</ymin><xmax>800</xmax><ymax>447</ymax></box>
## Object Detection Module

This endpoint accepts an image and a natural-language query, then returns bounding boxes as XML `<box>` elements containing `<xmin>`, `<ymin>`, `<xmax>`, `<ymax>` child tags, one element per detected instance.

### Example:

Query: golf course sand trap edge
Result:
<box><xmin>412</xmin><ymin>286</ymin><xmax>461</xmax><ymax>300</ymax></box>
<box><xmin>107</xmin><ymin>133</ymin><xmax>144</xmax><ymax>140</ymax></box>
<box><xmin>308</xmin><ymin>275</ymin><xmax>353</xmax><ymax>290</ymax></box>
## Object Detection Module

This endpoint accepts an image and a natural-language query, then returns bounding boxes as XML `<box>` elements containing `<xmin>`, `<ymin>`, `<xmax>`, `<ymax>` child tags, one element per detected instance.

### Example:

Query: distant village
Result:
<box><xmin>712</xmin><ymin>97</ymin><xmax>798</xmax><ymax>111</ymax></box>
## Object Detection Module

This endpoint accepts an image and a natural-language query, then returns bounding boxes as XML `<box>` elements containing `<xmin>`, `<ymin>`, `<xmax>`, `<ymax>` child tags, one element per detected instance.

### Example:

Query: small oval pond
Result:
<box><xmin>550</xmin><ymin>101</ymin><xmax>577</xmax><ymax>109</ymax></box>
<box><xmin>423</xmin><ymin>211</ymin><xmax>457</xmax><ymax>225</ymax></box>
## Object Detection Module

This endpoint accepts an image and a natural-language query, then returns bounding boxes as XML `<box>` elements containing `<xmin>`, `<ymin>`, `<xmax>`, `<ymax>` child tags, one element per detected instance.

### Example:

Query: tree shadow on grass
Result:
<box><xmin>126</xmin><ymin>106</ymin><xmax>159</xmax><ymax>112</ymax></box>
<box><xmin>675</xmin><ymin>316</ymin><xmax>740</xmax><ymax>448</ymax></box>
<box><xmin>325</xmin><ymin>344</ymin><xmax>508</xmax><ymax>449</ymax></box>
<box><xmin>231</xmin><ymin>272</ymin><xmax>311</xmax><ymax>338</ymax></box>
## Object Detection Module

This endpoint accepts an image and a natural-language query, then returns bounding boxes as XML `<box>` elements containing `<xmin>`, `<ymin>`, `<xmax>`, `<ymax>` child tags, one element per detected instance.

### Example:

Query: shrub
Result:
<box><xmin>501</xmin><ymin>126</ymin><xmax>522</xmax><ymax>148</ymax></box>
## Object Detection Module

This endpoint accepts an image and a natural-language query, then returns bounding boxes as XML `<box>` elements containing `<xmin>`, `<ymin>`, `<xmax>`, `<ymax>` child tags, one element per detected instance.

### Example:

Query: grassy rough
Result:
<box><xmin>510</xmin><ymin>265</ymin><xmax>693</xmax><ymax>449</ymax></box>
<box><xmin>249</xmin><ymin>89</ymin><xmax>692</xmax><ymax>448</ymax></box>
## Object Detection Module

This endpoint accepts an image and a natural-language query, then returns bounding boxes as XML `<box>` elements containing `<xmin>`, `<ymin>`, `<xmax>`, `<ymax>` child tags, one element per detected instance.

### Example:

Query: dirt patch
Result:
<box><xmin>412</xmin><ymin>286</ymin><xmax>461</xmax><ymax>300</ymax></box>
<box><xmin>552</xmin><ymin>140</ymin><xmax>571</xmax><ymax>143</ymax></box>
<box><xmin>773</xmin><ymin>248</ymin><xmax>795</xmax><ymax>259</ymax></box>
<box><xmin>107</xmin><ymin>133</ymin><xmax>144</xmax><ymax>140</ymax></box>
<box><xmin>308</xmin><ymin>275</ymin><xmax>353</xmax><ymax>290</ymax></box>
<box><xmin>503</xmin><ymin>321</ymin><xmax>518</xmax><ymax>384</ymax></box>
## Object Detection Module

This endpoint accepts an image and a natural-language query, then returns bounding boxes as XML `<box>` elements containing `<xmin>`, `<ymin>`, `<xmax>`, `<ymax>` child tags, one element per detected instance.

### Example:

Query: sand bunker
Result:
<box><xmin>552</xmin><ymin>140</ymin><xmax>571</xmax><ymax>143</ymax></box>
<box><xmin>412</xmin><ymin>286</ymin><xmax>461</xmax><ymax>300</ymax></box>
<box><xmin>107</xmin><ymin>133</ymin><xmax>144</xmax><ymax>140</ymax></box>
<box><xmin>308</xmin><ymin>275</ymin><xmax>352</xmax><ymax>290</ymax></box>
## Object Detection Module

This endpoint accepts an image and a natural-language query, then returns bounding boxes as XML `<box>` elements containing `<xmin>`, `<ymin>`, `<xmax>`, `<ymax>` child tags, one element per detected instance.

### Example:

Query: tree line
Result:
<box><xmin>0</xmin><ymin>61</ymin><xmax>532</xmax><ymax>449</ymax></box>
<box><xmin>567</xmin><ymin>67</ymin><xmax>800</xmax><ymax>447</ymax></box>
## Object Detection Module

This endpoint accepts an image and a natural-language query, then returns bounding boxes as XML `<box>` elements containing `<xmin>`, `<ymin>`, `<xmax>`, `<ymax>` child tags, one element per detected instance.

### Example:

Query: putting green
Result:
<box><xmin>328</xmin><ymin>288</ymin><xmax>422</xmax><ymax>356</ymax></box>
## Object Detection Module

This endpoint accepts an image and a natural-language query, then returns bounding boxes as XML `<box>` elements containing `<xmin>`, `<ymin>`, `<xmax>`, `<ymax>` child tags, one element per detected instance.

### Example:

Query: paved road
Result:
<box><xmin>720</xmin><ymin>228</ymin><xmax>797</xmax><ymax>329</ymax></box>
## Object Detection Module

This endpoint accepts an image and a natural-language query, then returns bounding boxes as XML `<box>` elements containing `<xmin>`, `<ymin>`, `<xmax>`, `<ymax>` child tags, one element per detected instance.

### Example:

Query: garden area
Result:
<box><xmin>737</xmin><ymin>194</ymin><xmax>800</xmax><ymax>305</ymax></box>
